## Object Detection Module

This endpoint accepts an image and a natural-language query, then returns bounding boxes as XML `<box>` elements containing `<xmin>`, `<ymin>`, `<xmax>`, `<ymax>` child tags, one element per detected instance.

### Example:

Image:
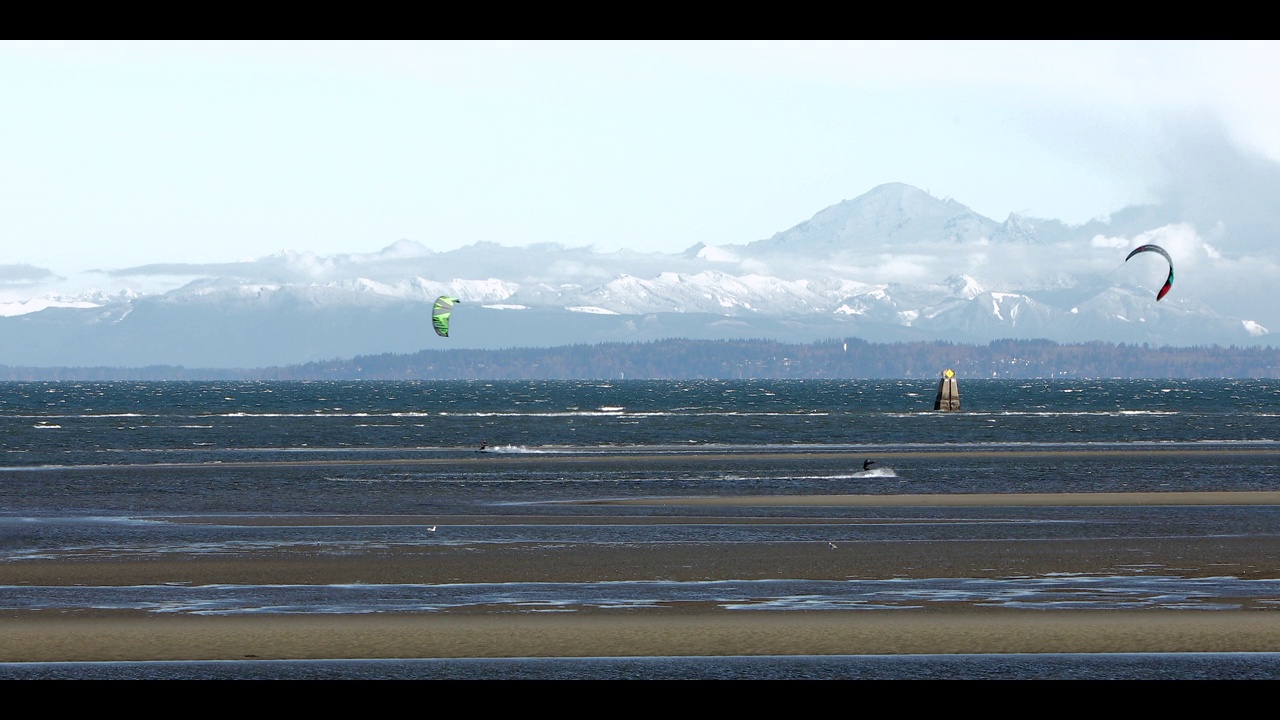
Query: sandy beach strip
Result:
<box><xmin>5</xmin><ymin>490</ymin><xmax>1280</xmax><ymax>663</ymax></box>
<box><xmin>4</xmin><ymin>529</ymin><xmax>1280</xmax><ymax>663</ymax></box>
<box><xmin>6</xmin><ymin>533</ymin><xmax>1280</xmax><ymax>587</ymax></box>
<box><xmin>3</xmin><ymin>610</ymin><xmax>1280</xmax><ymax>662</ymax></box>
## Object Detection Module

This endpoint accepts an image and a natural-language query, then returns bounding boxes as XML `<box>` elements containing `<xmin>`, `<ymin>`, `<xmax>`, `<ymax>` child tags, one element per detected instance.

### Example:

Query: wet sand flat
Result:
<box><xmin>4</xmin><ymin>490</ymin><xmax>1280</xmax><ymax>662</ymax></box>
<box><xmin>4</xmin><ymin>609</ymin><xmax>1280</xmax><ymax>662</ymax></box>
<box><xmin>5</xmin><ymin>534</ymin><xmax>1280</xmax><ymax>587</ymax></box>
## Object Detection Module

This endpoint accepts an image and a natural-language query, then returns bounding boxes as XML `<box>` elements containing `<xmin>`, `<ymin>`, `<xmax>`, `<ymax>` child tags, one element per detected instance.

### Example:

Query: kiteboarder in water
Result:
<box><xmin>478</xmin><ymin>440</ymin><xmax>488</xmax><ymax>453</ymax></box>
<box><xmin>863</xmin><ymin>459</ymin><xmax>876</xmax><ymax>471</ymax></box>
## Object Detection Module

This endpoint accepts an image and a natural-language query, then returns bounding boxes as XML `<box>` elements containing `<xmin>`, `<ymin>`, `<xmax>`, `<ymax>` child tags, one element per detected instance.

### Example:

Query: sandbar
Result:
<box><xmin>4</xmin><ymin>490</ymin><xmax>1280</xmax><ymax>663</ymax></box>
<box><xmin>4</xmin><ymin>610</ymin><xmax>1280</xmax><ymax>662</ymax></box>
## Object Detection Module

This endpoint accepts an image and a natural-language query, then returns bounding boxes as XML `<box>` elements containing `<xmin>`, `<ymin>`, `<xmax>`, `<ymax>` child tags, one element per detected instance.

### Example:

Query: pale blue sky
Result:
<box><xmin>3</xmin><ymin>40</ymin><xmax>1279</xmax><ymax>276</ymax></box>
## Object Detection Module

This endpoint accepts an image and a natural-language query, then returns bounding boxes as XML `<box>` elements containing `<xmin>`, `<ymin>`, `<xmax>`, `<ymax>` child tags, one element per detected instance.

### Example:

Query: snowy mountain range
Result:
<box><xmin>1</xmin><ymin>182</ymin><xmax>1271</xmax><ymax>369</ymax></box>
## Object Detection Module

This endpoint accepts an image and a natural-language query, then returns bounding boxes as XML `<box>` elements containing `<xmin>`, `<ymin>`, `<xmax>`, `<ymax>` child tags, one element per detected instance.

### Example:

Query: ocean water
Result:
<box><xmin>2</xmin><ymin>378</ymin><xmax>1280</xmax><ymax>679</ymax></box>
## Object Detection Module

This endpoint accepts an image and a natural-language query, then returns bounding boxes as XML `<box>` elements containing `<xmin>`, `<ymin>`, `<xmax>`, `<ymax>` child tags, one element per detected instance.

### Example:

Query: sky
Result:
<box><xmin>3</xmin><ymin>40</ymin><xmax>1280</xmax><ymax>292</ymax></box>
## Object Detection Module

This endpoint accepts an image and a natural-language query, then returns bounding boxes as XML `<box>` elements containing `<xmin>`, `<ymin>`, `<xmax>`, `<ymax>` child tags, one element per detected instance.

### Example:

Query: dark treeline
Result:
<box><xmin>3</xmin><ymin>338</ymin><xmax>1280</xmax><ymax>381</ymax></box>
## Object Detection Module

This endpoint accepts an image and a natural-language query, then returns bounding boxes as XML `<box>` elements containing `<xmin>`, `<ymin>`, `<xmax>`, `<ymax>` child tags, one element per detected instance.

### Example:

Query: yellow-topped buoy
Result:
<box><xmin>934</xmin><ymin>369</ymin><xmax>960</xmax><ymax>411</ymax></box>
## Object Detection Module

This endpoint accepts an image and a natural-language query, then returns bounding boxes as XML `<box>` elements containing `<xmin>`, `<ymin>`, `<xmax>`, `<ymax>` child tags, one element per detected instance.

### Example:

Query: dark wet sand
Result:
<box><xmin>4</xmin><ymin>491</ymin><xmax>1280</xmax><ymax>662</ymax></box>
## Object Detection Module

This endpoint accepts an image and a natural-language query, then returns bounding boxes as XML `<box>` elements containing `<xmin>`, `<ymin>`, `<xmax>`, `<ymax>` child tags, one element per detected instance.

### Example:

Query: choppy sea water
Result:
<box><xmin>3</xmin><ymin>378</ymin><xmax>1280</xmax><ymax>679</ymax></box>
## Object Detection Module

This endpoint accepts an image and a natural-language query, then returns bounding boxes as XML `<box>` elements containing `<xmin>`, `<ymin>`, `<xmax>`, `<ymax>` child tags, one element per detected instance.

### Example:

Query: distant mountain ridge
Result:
<box><xmin>0</xmin><ymin>182</ymin><xmax>1271</xmax><ymax>369</ymax></box>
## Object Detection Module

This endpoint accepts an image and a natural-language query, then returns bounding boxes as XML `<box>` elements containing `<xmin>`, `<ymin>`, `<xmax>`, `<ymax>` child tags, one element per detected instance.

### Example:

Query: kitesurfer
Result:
<box><xmin>478</xmin><ymin>440</ymin><xmax>488</xmax><ymax>453</ymax></box>
<box><xmin>863</xmin><ymin>459</ymin><xmax>876</xmax><ymax>471</ymax></box>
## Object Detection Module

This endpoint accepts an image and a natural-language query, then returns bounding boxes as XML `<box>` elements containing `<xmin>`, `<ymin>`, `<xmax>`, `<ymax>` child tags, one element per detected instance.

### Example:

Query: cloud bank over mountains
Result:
<box><xmin>0</xmin><ymin>181</ymin><xmax>1274</xmax><ymax>369</ymax></box>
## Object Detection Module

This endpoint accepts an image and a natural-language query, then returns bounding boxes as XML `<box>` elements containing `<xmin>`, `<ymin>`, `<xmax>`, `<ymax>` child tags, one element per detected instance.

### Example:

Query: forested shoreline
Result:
<box><xmin>4</xmin><ymin>337</ymin><xmax>1279</xmax><ymax>381</ymax></box>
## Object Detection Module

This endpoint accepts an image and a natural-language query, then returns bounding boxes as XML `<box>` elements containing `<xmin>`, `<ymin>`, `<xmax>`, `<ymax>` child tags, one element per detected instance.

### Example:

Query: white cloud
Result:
<box><xmin>1091</xmin><ymin>235</ymin><xmax>1130</xmax><ymax>249</ymax></box>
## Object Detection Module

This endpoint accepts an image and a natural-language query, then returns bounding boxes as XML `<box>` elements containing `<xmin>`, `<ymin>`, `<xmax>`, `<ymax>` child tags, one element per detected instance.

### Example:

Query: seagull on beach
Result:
<box><xmin>427</xmin><ymin>526</ymin><xmax>437</xmax><ymax>532</ymax></box>
<box><xmin>828</xmin><ymin>542</ymin><xmax>838</xmax><ymax>549</ymax></box>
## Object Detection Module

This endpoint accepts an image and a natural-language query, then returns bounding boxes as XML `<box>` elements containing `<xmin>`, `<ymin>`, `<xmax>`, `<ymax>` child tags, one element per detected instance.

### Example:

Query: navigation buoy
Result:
<box><xmin>934</xmin><ymin>368</ymin><xmax>960</xmax><ymax>411</ymax></box>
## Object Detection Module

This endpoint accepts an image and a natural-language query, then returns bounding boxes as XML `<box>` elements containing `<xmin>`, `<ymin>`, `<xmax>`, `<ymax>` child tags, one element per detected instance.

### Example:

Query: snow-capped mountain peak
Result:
<box><xmin>1</xmin><ymin>182</ymin><xmax>1270</xmax><ymax>368</ymax></box>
